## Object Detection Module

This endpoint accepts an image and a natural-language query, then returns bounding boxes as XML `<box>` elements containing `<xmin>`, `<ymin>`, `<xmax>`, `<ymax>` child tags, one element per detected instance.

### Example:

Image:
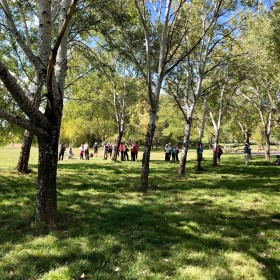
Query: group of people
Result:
<box><xmin>58</xmin><ymin>142</ymin><xmax>74</xmax><ymax>160</ymax></box>
<box><xmin>70</xmin><ymin>141</ymin><xmax>140</xmax><ymax>162</ymax></box>
<box><xmin>102</xmin><ymin>142</ymin><xmax>139</xmax><ymax>161</ymax></box>
<box><xmin>60</xmin><ymin>141</ymin><xmax>279</xmax><ymax>166</ymax></box>
<box><xmin>59</xmin><ymin>141</ymin><xmax>139</xmax><ymax>161</ymax></box>
<box><xmin>79</xmin><ymin>142</ymin><xmax>90</xmax><ymax>160</ymax></box>
<box><xmin>164</xmin><ymin>143</ymin><xmax>180</xmax><ymax>161</ymax></box>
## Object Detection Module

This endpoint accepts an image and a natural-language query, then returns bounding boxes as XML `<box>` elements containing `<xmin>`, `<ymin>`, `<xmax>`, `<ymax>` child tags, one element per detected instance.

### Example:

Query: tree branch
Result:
<box><xmin>0</xmin><ymin>61</ymin><xmax>50</xmax><ymax>129</ymax></box>
<box><xmin>0</xmin><ymin>109</ymin><xmax>48</xmax><ymax>137</ymax></box>
<box><xmin>0</xmin><ymin>0</ymin><xmax>42</xmax><ymax>70</ymax></box>
<box><xmin>46</xmin><ymin>0</ymin><xmax>78</xmax><ymax>93</ymax></box>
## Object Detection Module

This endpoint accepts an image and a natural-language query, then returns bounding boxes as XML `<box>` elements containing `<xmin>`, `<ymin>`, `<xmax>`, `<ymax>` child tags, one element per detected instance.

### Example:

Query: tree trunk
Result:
<box><xmin>245</xmin><ymin>132</ymin><xmax>250</xmax><ymax>144</ymax></box>
<box><xmin>198</xmin><ymin>96</ymin><xmax>208</xmax><ymax>143</ymax></box>
<box><xmin>212</xmin><ymin>148</ymin><xmax>218</xmax><ymax>166</ymax></box>
<box><xmin>212</xmin><ymin>134</ymin><xmax>219</xmax><ymax>166</ymax></box>
<box><xmin>140</xmin><ymin>110</ymin><xmax>157</xmax><ymax>191</ymax></box>
<box><xmin>197</xmin><ymin>156</ymin><xmax>202</xmax><ymax>171</ymax></box>
<box><xmin>112</xmin><ymin>130</ymin><xmax>123</xmax><ymax>162</ymax></box>
<box><xmin>16</xmin><ymin>130</ymin><xmax>33</xmax><ymax>173</ymax></box>
<box><xmin>36</xmin><ymin>130</ymin><xmax>59</xmax><ymax>226</ymax></box>
<box><xmin>264</xmin><ymin>134</ymin><xmax>270</xmax><ymax>162</ymax></box>
<box><xmin>177</xmin><ymin>119</ymin><xmax>192</xmax><ymax>176</ymax></box>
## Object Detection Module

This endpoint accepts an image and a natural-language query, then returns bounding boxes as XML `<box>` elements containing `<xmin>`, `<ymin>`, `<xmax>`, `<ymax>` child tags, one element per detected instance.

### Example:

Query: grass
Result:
<box><xmin>0</xmin><ymin>146</ymin><xmax>279</xmax><ymax>280</ymax></box>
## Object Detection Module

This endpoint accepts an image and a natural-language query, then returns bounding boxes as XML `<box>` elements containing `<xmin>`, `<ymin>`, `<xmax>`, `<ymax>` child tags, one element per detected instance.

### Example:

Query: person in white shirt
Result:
<box><xmin>84</xmin><ymin>142</ymin><xmax>89</xmax><ymax>160</ymax></box>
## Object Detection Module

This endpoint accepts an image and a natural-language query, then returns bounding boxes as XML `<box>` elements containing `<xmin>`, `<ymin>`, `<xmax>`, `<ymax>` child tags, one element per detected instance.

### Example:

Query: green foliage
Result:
<box><xmin>270</xmin><ymin>0</ymin><xmax>280</xmax><ymax>60</ymax></box>
<box><xmin>0</xmin><ymin>146</ymin><xmax>279</xmax><ymax>279</ymax></box>
<box><xmin>157</xmin><ymin>95</ymin><xmax>180</xmax><ymax>141</ymax></box>
<box><xmin>61</xmin><ymin>50</ymin><xmax>147</xmax><ymax>146</ymax></box>
<box><xmin>0</xmin><ymin>88</ymin><xmax>25</xmax><ymax>146</ymax></box>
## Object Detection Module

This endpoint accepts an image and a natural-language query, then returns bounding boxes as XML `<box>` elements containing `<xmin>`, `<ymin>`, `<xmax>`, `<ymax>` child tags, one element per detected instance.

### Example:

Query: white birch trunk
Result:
<box><xmin>198</xmin><ymin>96</ymin><xmax>209</xmax><ymax>143</ymax></box>
<box><xmin>135</xmin><ymin>0</ymin><xmax>172</xmax><ymax>190</ymax></box>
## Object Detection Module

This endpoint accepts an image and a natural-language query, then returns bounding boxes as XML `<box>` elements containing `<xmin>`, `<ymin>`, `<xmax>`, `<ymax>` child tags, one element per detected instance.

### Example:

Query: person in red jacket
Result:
<box><xmin>215</xmin><ymin>144</ymin><xmax>223</xmax><ymax>163</ymax></box>
<box><xmin>119</xmin><ymin>143</ymin><xmax>124</xmax><ymax>161</ymax></box>
<box><xmin>131</xmin><ymin>142</ymin><xmax>138</xmax><ymax>161</ymax></box>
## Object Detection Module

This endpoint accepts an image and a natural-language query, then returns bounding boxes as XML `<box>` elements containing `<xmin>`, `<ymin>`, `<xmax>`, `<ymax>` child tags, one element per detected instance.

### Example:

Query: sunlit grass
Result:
<box><xmin>0</xmin><ymin>146</ymin><xmax>279</xmax><ymax>279</ymax></box>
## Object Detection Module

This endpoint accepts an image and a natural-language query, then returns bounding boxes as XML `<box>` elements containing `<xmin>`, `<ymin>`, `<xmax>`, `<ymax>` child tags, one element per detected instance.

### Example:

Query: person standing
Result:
<box><xmin>58</xmin><ymin>142</ymin><xmax>66</xmax><ymax>161</ymax></box>
<box><xmin>79</xmin><ymin>144</ymin><xmax>84</xmax><ymax>160</ymax></box>
<box><xmin>215</xmin><ymin>144</ymin><xmax>223</xmax><ymax>163</ymax></box>
<box><xmin>119</xmin><ymin>143</ymin><xmax>124</xmax><ymax>161</ymax></box>
<box><xmin>93</xmin><ymin>142</ymin><xmax>98</xmax><ymax>158</ymax></box>
<box><xmin>164</xmin><ymin>144</ymin><xmax>171</xmax><ymax>161</ymax></box>
<box><xmin>131</xmin><ymin>143</ymin><xmax>135</xmax><ymax>161</ymax></box>
<box><xmin>124</xmin><ymin>144</ymin><xmax>129</xmax><ymax>161</ymax></box>
<box><xmin>175</xmin><ymin>144</ymin><xmax>180</xmax><ymax>161</ymax></box>
<box><xmin>108</xmin><ymin>143</ymin><xmax>113</xmax><ymax>158</ymax></box>
<box><xmin>131</xmin><ymin>143</ymin><xmax>137</xmax><ymax>161</ymax></box>
<box><xmin>103</xmin><ymin>143</ymin><xmax>108</xmax><ymax>160</ymax></box>
<box><xmin>197</xmin><ymin>142</ymin><xmax>203</xmax><ymax>170</ymax></box>
<box><xmin>84</xmin><ymin>142</ymin><xmax>89</xmax><ymax>160</ymax></box>
<box><xmin>171</xmin><ymin>145</ymin><xmax>177</xmax><ymax>161</ymax></box>
<box><xmin>244</xmin><ymin>143</ymin><xmax>251</xmax><ymax>165</ymax></box>
<box><xmin>134</xmin><ymin>142</ymin><xmax>139</xmax><ymax>161</ymax></box>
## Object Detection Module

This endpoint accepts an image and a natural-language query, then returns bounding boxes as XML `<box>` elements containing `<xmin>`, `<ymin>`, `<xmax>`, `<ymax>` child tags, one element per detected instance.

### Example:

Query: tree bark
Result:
<box><xmin>198</xmin><ymin>96</ymin><xmax>208</xmax><ymax>143</ymax></box>
<box><xmin>16</xmin><ymin>130</ymin><xmax>34</xmax><ymax>173</ymax></box>
<box><xmin>36</xmin><ymin>129</ymin><xmax>60</xmax><ymax>226</ymax></box>
<box><xmin>264</xmin><ymin>133</ymin><xmax>270</xmax><ymax>162</ymax></box>
<box><xmin>177</xmin><ymin>119</ymin><xmax>192</xmax><ymax>176</ymax></box>
<box><xmin>0</xmin><ymin>0</ymin><xmax>77</xmax><ymax>227</ymax></box>
<box><xmin>140</xmin><ymin>110</ymin><xmax>157</xmax><ymax>190</ymax></box>
<box><xmin>16</xmin><ymin>0</ymin><xmax>52</xmax><ymax>173</ymax></box>
<box><xmin>237</xmin><ymin>121</ymin><xmax>251</xmax><ymax>144</ymax></box>
<box><xmin>212</xmin><ymin>138</ymin><xmax>219</xmax><ymax>166</ymax></box>
<box><xmin>112</xmin><ymin>129</ymin><xmax>123</xmax><ymax>162</ymax></box>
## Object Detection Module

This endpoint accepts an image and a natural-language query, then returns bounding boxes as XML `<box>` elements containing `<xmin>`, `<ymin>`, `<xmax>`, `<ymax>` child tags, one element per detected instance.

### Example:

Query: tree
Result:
<box><xmin>0</xmin><ymin>1</ymin><xmax>37</xmax><ymax>172</ymax></box>
<box><xmin>61</xmin><ymin>49</ymin><xmax>143</xmax><ymax>155</ymax></box>
<box><xmin>228</xmin><ymin>94</ymin><xmax>259</xmax><ymax>144</ymax></box>
<box><xmin>166</xmin><ymin>0</ymin><xmax>239</xmax><ymax>175</ymax></box>
<box><xmin>133</xmin><ymin>0</ymin><xmax>231</xmax><ymax>187</ymax></box>
<box><xmin>96</xmin><ymin>0</ymin><xmax>223</xmax><ymax>188</ymax></box>
<box><xmin>236</xmin><ymin>7</ymin><xmax>280</xmax><ymax>161</ymax></box>
<box><xmin>0</xmin><ymin>0</ymin><xmax>78</xmax><ymax>225</ymax></box>
<box><xmin>208</xmin><ymin>72</ymin><xmax>238</xmax><ymax>165</ymax></box>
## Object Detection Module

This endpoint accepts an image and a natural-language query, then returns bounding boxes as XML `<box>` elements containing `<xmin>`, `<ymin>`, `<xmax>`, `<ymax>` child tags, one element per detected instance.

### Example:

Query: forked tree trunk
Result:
<box><xmin>16</xmin><ymin>130</ymin><xmax>33</xmax><ymax>173</ymax></box>
<box><xmin>140</xmin><ymin>111</ymin><xmax>157</xmax><ymax>191</ymax></box>
<box><xmin>36</xmin><ymin>129</ymin><xmax>60</xmax><ymax>225</ymax></box>
<box><xmin>244</xmin><ymin>133</ymin><xmax>250</xmax><ymax>145</ymax></box>
<box><xmin>177</xmin><ymin>119</ymin><xmax>192</xmax><ymax>176</ymax></box>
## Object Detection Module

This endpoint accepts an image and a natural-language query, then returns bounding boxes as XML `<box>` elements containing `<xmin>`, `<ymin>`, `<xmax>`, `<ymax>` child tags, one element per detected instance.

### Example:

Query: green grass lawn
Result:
<box><xmin>0</xmin><ymin>146</ymin><xmax>279</xmax><ymax>280</ymax></box>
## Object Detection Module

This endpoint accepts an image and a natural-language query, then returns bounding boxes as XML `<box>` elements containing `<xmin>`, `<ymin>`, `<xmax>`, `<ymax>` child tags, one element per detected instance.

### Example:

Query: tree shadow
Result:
<box><xmin>0</xmin><ymin>155</ymin><xmax>279</xmax><ymax>279</ymax></box>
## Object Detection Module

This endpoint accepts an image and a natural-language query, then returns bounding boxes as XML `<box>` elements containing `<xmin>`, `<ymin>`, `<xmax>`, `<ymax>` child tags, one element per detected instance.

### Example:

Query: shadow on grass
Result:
<box><xmin>1</xmin><ymin>199</ymin><xmax>278</xmax><ymax>279</ymax></box>
<box><xmin>0</xmin><ymin>155</ymin><xmax>279</xmax><ymax>279</ymax></box>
